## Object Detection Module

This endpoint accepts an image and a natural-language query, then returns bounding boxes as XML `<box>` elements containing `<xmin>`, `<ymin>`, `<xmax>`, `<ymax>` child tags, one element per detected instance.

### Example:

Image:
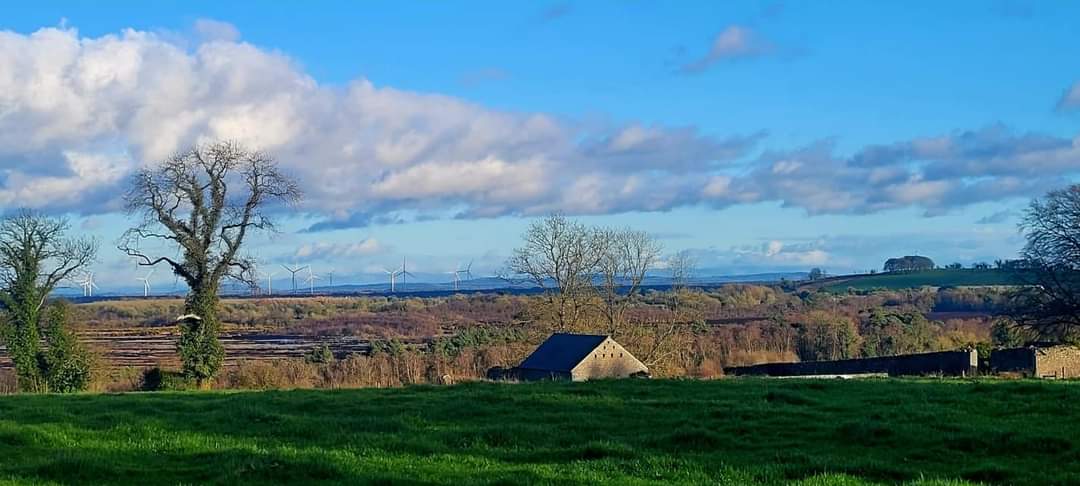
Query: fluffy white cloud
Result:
<box><xmin>0</xmin><ymin>23</ymin><xmax>1075</xmax><ymax>229</ymax></box>
<box><xmin>0</xmin><ymin>24</ymin><xmax>760</xmax><ymax>225</ymax></box>
<box><xmin>700</xmin><ymin>125</ymin><xmax>1080</xmax><ymax>216</ymax></box>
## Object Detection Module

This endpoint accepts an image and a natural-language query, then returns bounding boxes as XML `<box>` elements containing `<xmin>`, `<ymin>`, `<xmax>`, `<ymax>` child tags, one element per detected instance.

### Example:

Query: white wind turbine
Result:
<box><xmin>456</xmin><ymin>260</ymin><xmax>474</xmax><ymax>282</ymax></box>
<box><xmin>281</xmin><ymin>263</ymin><xmax>308</xmax><ymax>294</ymax></box>
<box><xmin>384</xmin><ymin>267</ymin><xmax>402</xmax><ymax>292</ymax></box>
<box><xmin>79</xmin><ymin>272</ymin><xmax>99</xmax><ymax>297</ymax></box>
<box><xmin>446</xmin><ymin>268</ymin><xmax>460</xmax><ymax>291</ymax></box>
<box><xmin>304</xmin><ymin>267</ymin><xmax>322</xmax><ymax>295</ymax></box>
<box><xmin>266</xmin><ymin>270</ymin><xmax>278</xmax><ymax>295</ymax></box>
<box><xmin>135</xmin><ymin>269</ymin><xmax>154</xmax><ymax>297</ymax></box>
<box><xmin>399</xmin><ymin>256</ymin><xmax>417</xmax><ymax>291</ymax></box>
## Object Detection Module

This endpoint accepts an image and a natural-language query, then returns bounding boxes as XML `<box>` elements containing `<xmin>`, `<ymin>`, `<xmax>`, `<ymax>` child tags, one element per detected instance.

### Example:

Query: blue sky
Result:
<box><xmin>3</xmin><ymin>1</ymin><xmax>1080</xmax><ymax>289</ymax></box>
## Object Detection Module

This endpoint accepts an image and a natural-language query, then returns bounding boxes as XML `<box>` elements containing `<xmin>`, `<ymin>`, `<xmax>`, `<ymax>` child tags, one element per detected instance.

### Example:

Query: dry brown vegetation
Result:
<box><xmin>0</xmin><ymin>285</ymin><xmax>1006</xmax><ymax>391</ymax></box>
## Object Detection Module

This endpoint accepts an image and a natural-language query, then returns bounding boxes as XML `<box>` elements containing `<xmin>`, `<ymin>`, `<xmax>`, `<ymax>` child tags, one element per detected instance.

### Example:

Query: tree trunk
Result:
<box><xmin>178</xmin><ymin>284</ymin><xmax>224</xmax><ymax>387</ymax></box>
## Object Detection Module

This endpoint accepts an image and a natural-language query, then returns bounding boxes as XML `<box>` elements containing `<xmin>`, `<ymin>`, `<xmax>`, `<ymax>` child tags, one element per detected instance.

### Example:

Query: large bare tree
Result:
<box><xmin>120</xmin><ymin>141</ymin><xmax>301</xmax><ymax>384</ymax></box>
<box><xmin>0</xmin><ymin>210</ymin><xmax>96</xmax><ymax>392</ymax></box>
<box><xmin>596</xmin><ymin>227</ymin><xmax>662</xmax><ymax>334</ymax></box>
<box><xmin>1012</xmin><ymin>184</ymin><xmax>1080</xmax><ymax>343</ymax></box>
<box><xmin>507</xmin><ymin>213</ymin><xmax>604</xmax><ymax>330</ymax></box>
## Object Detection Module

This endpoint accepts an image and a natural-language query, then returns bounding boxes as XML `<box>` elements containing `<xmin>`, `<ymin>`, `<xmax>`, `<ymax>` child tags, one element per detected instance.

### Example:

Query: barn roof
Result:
<box><xmin>518</xmin><ymin>333</ymin><xmax>609</xmax><ymax>372</ymax></box>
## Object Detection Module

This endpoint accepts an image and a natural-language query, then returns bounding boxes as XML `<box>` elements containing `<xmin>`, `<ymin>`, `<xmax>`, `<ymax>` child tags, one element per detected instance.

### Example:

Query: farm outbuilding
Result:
<box><xmin>511</xmin><ymin>333</ymin><xmax>648</xmax><ymax>381</ymax></box>
<box><xmin>990</xmin><ymin>345</ymin><xmax>1080</xmax><ymax>379</ymax></box>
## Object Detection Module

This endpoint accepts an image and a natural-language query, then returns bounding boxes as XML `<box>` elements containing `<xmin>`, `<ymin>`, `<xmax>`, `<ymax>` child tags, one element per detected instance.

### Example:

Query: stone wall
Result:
<box><xmin>571</xmin><ymin>338</ymin><xmax>648</xmax><ymax>381</ymax></box>
<box><xmin>1035</xmin><ymin>346</ymin><xmax>1080</xmax><ymax>379</ymax></box>
<box><xmin>989</xmin><ymin>345</ymin><xmax>1080</xmax><ymax>379</ymax></box>
<box><xmin>725</xmin><ymin>349</ymin><xmax>978</xmax><ymax>377</ymax></box>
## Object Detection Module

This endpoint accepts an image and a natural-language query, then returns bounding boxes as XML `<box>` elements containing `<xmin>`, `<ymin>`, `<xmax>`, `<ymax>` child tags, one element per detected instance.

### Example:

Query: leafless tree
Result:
<box><xmin>1011</xmin><ymin>185</ymin><xmax>1080</xmax><ymax>342</ymax></box>
<box><xmin>0</xmin><ymin>210</ymin><xmax>96</xmax><ymax>391</ymax></box>
<box><xmin>596</xmin><ymin>227</ymin><xmax>662</xmax><ymax>334</ymax></box>
<box><xmin>506</xmin><ymin>213</ymin><xmax>604</xmax><ymax>330</ymax></box>
<box><xmin>119</xmin><ymin>141</ymin><xmax>302</xmax><ymax>383</ymax></box>
<box><xmin>637</xmin><ymin>250</ymin><xmax>699</xmax><ymax>368</ymax></box>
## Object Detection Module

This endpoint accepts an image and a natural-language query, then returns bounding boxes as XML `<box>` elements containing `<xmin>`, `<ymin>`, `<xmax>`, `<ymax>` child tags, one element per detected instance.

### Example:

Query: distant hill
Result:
<box><xmin>806</xmin><ymin>269</ymin><xmax>1027</xmax><ymax>292</ymax></box>
<box><xmin>54</xmin><ymin>271</ymin><xmax>811</xmax><ymax>300</ymax></box>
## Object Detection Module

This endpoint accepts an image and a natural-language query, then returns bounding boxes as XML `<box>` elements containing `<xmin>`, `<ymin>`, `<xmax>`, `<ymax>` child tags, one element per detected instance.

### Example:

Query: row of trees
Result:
<box><xmin>505</xmin><ymin>214</ymin><xmax>667</xmax><ymax>333</ymax></box>
<box><xmin>504</xmin><ymin>214</ymin><xmax>707</xmax><ymax>369</ymax></box>
<box><xmin>3</xmin><ymin>138</ymin><xmax>1080</xmax><ymax>391</ymax></box>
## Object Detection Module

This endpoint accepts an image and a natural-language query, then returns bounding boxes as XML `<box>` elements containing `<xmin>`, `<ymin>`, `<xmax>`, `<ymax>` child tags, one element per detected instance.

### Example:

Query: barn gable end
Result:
<box><xmin>514</xmin><ymin>333</ymin><xmax>649</xmax><ymax>381</ymax></box>
<box><xmin>570</xmin><ymin>337</ymin><xmax>648</xmax><ymax>381</ymax></box>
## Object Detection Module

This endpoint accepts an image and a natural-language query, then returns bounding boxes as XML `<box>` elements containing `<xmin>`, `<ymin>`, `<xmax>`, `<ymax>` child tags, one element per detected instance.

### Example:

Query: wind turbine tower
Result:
<box><xmin>136</xmin><ymin>269</ymin><xmax>154</xmax><ymax>297</ymax></box>
<box><xmin>79</xmin><ymin>272</ymin><xmax>99</xmax><ymax>297</ymax></box>
<box><xmin>266</xmin><ymin>271</ymin><xmax>278</xmax><ymax>295</ymax></box>
<box><xmin>446</xmin><ymin>268</ymin><xmax>460</xmax><ymax>291</ymax></box>
<box><xmin>304</xmin><ymin>267</ymin><xmax>321</xmax><ymax>295</ymax></box>
<box><xmin>400</xmin><ymin>256</ymin><xmax>417</xmax><ymax>291</ymax></box>
<box><xmin>457</xmin><ymin>260</ymin><xmax>474</xmax><ymax>282</ymax></box>
<box><xmin>281</xmin><ymin>263</ymin><xmax>308</xmax><ymax>294</ymax></box>
<box><xmin>384</xmin><ymin>267</ymin><xmax>401</xmax><ymax>292</ymax></box>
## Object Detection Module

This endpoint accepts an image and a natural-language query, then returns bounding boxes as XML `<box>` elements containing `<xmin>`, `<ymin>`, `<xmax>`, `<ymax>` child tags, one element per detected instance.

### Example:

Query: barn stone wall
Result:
<box><xmin>989</xmin><ymin>345</ymin><xmax>1080</xmax><ymax>379</ymax></box>
<box><xmin>725</xmin><ymin>349</ymin><xmax>978</xmax><ymax>377</ymax></box>
<box><xmin>1034</xmin><ymin>346</ymin><xmax>1080</xmax><ymax>379</ymax></box>
<box><xmin>570</xmin><ymin>338</ymin><xmax>648</xmax><ymax>381</ymax></box>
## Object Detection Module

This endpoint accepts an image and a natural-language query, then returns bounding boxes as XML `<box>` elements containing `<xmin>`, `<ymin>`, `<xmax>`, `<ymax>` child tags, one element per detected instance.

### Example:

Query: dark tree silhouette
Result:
<box><xmin>1011</xmin><ymin>185</ymin><xmax>1080</xmax><ymax>343</ymax></box>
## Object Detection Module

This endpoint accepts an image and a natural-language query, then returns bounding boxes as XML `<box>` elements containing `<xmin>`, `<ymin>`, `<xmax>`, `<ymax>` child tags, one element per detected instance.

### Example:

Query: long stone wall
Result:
<box><xmin>724</xmin><ymin>349</ymin><xmax>979</xmax><ymax>377</ymax></box>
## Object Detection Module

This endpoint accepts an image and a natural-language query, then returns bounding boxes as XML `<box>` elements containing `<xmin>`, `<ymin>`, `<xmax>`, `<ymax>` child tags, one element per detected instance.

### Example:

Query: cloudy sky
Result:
<box><xmin>3</xmin><ymin>1</ymin><xmax>1080</xmax><ymax>288</ymax></box>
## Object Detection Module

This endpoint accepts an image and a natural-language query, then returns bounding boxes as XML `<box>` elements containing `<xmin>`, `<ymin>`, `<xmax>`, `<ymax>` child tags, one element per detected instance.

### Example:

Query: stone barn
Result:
<box><xmin>991</xmin><ymin>345</ymin><xmax>1080</xmax><ymax>379</ymax></box>
<box><xmin>513</xmin><ymin>333</ymin><xmax>648</xmax><ymax>381</ymax></box>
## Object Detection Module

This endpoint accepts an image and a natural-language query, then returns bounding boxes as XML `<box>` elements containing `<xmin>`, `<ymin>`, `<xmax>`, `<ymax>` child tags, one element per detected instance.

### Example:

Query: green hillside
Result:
<box><xmin>818</xmin><ymin>269</ymin><xmax>1025</xmax><ymax>292</ymax></box>
<box><xmin>0</xmin><ymin>379</ymin><xmax>1076</xmax><ymax>485</ymax></box>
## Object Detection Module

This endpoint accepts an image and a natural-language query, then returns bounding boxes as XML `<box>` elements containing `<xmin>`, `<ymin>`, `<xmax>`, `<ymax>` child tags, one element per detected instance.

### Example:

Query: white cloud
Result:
<box><xmin>193</xmin><ymin>19</ymin><xmax>240</xmax><ymax>43</ymax></box>
<box><xmin>680</xmin><ymin>25</ymin><xmax>777</xmax><ymax>73</ymax></box>
<box><xmin>0</xmin><ymin>23</ymin><xmax>762</xmax><ymax>227</ymax></box>
<box><xmin>295</xmin><ymin>238</ymin><xmax>386</xmax><ymax>260</ymax></box>
<box><xmin>0</xmin><ymin>23</ymin><xmax>1076</xmax><ymax>229</ymax></box>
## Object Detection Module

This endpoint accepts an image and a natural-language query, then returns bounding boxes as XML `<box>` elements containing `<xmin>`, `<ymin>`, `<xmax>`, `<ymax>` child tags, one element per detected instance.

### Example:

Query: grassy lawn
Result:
<box><xmin>820</xmin><ymin>270</ymin><xmax>1024</xmax><ymax>292</ymax></box>
<box><xmin>0</xmin><ymin>379</ymin><xmax>1075</xmax><ymax>485</ymax></box>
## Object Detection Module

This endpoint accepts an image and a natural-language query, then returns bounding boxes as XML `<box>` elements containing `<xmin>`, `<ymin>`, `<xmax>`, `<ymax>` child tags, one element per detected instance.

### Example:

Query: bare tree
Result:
<box><xmin>119</xmin><ymin>142</ymin><xmax>301</xmax><ymax>384</ymax></box>
<box><xmin>507</xmin><ymin>213</ymin><xmax>603</xmax><ymax>330</ymax></box>
<box><xmin>596</xmin><ymin>228</ymin><xmax>662</xmax><ymax>334</ymax></box>
<box><xmin>637</xmin><ymin>250</ymin><xmax>699</xmax><ymax>369</ymax></box>
<box><xmin>0</xmin><ymin>210</ymin><xmax>96</xmax><ymax>392</ymax></box>
<box><xmin>1011</xmin><ymin>185</ymin><xmax>1080</xmax><ymax>342</ymax></box>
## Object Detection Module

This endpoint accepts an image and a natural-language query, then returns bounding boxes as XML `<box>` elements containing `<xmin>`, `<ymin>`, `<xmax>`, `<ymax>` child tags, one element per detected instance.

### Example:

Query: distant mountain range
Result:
<box><xmin>54</xmin><ymin>271</ymin><xmax>810</xmax><ymax>299</ymax></box>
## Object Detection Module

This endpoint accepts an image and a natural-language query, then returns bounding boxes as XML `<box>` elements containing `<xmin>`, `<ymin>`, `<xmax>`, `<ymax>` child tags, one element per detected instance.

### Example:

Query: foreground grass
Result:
<box><xmin>821</xmin><ymin>269</ymin><xmax>1023</xmax><ymax>292</ymax></box>
<box><xmin>0</xmin><ymin>379</ymin><xmax>1075</xmax><ymax>485</ymax></box>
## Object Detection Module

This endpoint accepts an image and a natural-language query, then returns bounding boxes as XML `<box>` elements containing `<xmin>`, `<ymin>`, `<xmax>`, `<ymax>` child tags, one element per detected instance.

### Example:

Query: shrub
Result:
<box><xmin>304</xmin><ymin>343</ymin><xmax>335</xmax><ymax>364</ymax></box>
<box><xmin>141</xmin><ymin>367</ymin><xmax>197</xmax><ymax>391</ymax></box>
<box><xmin>40</xmin><ymin>302</ymin><xmax>95</xmax><ymax>393</ymax></box>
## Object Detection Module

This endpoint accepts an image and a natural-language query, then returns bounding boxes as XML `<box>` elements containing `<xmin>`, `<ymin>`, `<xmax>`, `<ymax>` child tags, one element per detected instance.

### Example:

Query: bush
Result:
<box><xmin>141</xmin><ymin>367</ymin><xmax>197</xmax><ymax>391</ymax></box>
<box><xmin>304</xmin><ymin>343</ymin><xmax>335</xmax><ymax>364</ymax></box>
<box><xmin>40</xmin><ymin>302</ymin><xmax>94</xmax><ymax>393</ymax></box>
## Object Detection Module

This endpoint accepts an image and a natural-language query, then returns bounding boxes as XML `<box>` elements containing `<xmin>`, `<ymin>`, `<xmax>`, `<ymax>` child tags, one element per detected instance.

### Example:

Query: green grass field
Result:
<box><xmin>0</xmin><ymin>379</ymin><xmax>1075</xmax><ymax>485</ymax></box>
<box><xmin>818</xmin><ymin>270</ymin><xmax>1024</xmax><ymax>292</ymax></box>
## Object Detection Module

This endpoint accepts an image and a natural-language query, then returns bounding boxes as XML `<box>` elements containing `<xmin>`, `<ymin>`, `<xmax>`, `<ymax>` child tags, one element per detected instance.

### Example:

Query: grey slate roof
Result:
<box><xmin>517</xmin><ymin>333</ymin><xmax>608</xmax><ymax>372</ymax></box>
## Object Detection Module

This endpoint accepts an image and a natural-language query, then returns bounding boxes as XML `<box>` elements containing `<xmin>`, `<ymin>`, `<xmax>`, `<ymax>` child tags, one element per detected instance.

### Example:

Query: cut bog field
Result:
<box><xmin>0</xmin><ymin>379</ymin><xmax>1076</xmax><ymax>485</ymax></box>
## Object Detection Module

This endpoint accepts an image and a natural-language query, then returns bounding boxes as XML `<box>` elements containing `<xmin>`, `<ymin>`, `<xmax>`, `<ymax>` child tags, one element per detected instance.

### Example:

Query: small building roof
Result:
<box><xmin>518</xmin><ymin>333</ymin><xmax>609</xmax><ymax>372</ymax></box>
